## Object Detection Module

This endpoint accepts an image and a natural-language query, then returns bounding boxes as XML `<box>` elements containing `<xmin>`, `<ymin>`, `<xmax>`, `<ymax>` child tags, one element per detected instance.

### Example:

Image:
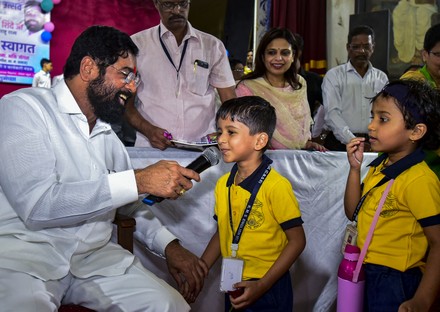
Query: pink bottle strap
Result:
<box><xmin>352</xmin><ymin>179</ymin><xmax>395</xmax><ymax>283</ymax></box>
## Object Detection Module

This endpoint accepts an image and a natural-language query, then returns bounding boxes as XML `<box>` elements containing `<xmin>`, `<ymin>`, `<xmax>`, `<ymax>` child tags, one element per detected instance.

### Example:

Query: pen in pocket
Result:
<box><xmin>194</xmin><ymin>59</ymin><xmax>209</xmax><ymax>69</ymax></box>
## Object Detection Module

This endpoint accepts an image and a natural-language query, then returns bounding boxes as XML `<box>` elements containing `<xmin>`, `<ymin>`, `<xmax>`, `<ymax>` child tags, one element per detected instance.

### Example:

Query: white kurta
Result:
<box><xmin>0</xmin><ymin>81</ymin><xmax>176</xmax><ymax>280</ymax></box>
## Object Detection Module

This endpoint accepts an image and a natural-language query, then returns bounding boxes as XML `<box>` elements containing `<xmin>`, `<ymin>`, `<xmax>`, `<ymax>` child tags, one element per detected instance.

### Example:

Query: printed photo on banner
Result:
<box><xmin>0</xmin><ymin>0</ymin><xmax>51</xmax><ymax>85</ymax></box>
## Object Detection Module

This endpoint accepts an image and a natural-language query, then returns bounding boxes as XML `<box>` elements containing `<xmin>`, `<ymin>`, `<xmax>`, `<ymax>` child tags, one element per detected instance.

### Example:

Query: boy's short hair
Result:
<box><xmin>40</xmin><ymin>58</ymin><xmax>51</xmax><ymax>68</ymax></box>
<box><xmin>372</xmin><ymin>79</ymin><xmax>440</xmax><ymax>150</ymax></box>
<box><xmin>216</xmin><ymin>95</ymin><xmax>276</xmax><ymax>141</ymax></box>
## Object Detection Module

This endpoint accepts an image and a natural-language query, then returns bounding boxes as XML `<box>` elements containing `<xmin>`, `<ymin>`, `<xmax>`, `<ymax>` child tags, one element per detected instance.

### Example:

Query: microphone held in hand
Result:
<box><xmin>142</xmin><ymin>147</ymin><xmax>221</xmax><ymax>205</ymax></box>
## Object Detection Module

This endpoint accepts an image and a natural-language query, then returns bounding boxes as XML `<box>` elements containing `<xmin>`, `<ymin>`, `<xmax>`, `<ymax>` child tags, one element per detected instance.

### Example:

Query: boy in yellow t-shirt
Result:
<box><xmin>345</xmin><ymin>80</ymin><xmax>440</xmax><ymax>311</ymax></box>
<box><xmin>201</xmin><ymin>96</ymin><xmax>305</xmax><ymax>311</ymax></box>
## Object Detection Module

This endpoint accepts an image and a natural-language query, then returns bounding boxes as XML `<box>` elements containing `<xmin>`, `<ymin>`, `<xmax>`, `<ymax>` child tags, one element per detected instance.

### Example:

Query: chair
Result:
<box><xmin>58</xmin><ymin>214</ymin><xmax>136</xmax><ymax>312</ymax></box>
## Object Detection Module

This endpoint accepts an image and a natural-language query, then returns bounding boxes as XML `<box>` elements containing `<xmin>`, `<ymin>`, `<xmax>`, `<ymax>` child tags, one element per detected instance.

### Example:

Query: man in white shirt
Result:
<box><xmin>0</xmin><ymin>25</ymin><xmax>207</xmax><ymax>311</ymax></box>
<box><xmin>32</xmin><ymin>57</ymin><xmax>52</xmax><ymax>88</ymax></box>
<box><xmin>125</xmin><ymin>0</ymin><xmax>236</xmax><ymax>150</ymax></box>
<box><xmin>322</xmin><ymin>25</ymin><xmax>388</xmax><ymax>151</ymax></box>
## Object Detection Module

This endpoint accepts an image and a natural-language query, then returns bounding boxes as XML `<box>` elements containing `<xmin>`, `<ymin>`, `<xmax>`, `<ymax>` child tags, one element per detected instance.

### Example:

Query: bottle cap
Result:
<box><xmin>344</xmin><ymin>244</ymin><xmax>360</xmax><ymax>261</ymax></box>
<box><xmin>344</xmin><ymin>244</ymin><xmax>360</xmax><ymax>254</ymax></box>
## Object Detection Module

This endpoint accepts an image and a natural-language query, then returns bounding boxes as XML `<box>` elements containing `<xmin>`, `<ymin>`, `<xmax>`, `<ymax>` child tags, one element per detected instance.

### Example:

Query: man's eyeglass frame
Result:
<box><xmin>348</xmin><ymin>44</ymin><xmax>374</xmax><ymax>52</ymax></box>
<box><xmin>108</xmin><ymin>64</ymin><xmax>141</xmax><ymax>88</ymax></box>
<box><xmin>157</xmin><ymin>0</ymin><xmax>190</xmax><ymax>11</ymax></box>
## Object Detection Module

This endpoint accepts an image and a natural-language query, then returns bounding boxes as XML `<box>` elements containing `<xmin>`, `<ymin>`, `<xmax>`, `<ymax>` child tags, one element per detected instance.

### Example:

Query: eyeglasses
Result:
<box><xmin>428</xmin><ymin>51</ymin><xmax>440</xmax><ymax>58</ymax></box>
<box><xmin>157</xmin><ymin>0</ymin><xmax>190</xmax><ymax>11</ymax></box>
<box><xmin>233</xmin><ymin>68</ymin><xmax>244</xmax><ymax>72</ymax></box>
<box><xmin>348</xmin><ymin>43</ymin><xmax>373</xmax><ymax>52</ymax></box>
<box><xmin>109</xmin><ymin>65</ymin><xmax>141</xmax><ymax>87</ymax></box>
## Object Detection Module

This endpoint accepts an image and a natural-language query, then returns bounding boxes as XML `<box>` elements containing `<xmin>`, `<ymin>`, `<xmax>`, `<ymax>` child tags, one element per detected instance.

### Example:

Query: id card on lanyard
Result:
<box><xmin>220</xmin><ymin>165</ymin><xmax>271</xmax><ymax>292</ymax></box>
<box><xmin>341</xmin><ymin>176</ymin><xmax>390</xmax><ymax>254</ymax></box>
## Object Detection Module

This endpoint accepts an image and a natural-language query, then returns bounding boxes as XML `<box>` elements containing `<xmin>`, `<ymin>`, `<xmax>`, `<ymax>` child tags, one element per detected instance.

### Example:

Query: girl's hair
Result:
<box><xmin>216</xmin><ymin>96</ymin><xmax>276</xmax><ymax>151</ymax></box>
<box><xmin>372</xmin><ymin>79</ymin><xmax>440</xmax><ymax>150</ymax></box>
<box><xmin>238</xmin><ymin>27</ymin><xmax>301</xmax><ymax>90</ymax></box>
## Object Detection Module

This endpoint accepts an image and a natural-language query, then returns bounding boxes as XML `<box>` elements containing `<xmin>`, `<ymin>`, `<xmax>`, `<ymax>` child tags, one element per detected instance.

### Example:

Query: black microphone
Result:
<box><xmin>142</xmin><ymin>146</ymin><xmax>221</xmax><ymax>205</ymax></box>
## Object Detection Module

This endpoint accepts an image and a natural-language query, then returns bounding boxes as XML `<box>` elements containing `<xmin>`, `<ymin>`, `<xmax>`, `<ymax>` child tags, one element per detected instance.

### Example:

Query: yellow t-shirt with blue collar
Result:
<box><xmin>357</xmin><ymin>149</ymin><xmax>440</xmax><ymax>272</ymax></box>
<box><xmin>214</xmin><ymin>155</ymin><xmax>303</xmax><ymax>280</ymax></box>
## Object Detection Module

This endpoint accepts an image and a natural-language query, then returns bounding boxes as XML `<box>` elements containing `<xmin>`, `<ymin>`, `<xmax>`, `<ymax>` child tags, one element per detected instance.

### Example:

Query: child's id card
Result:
<box><xmin>220</xmin><ymin>257</ymin><xmax>244</xmax><ymax>292</ymax></box>
<box><xmin>341</xmin><ymin>222</ymin><xmax>358</xmax><ymax>254</ymax></box>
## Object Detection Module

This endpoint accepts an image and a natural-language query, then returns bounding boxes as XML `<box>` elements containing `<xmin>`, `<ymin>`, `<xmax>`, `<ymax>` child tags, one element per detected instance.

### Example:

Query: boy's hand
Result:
<box><xmin>229</xmin><ymin>280</ymin><xmax>269</xmax><ymax>309</ymax></box>
<box><xmin>346</xmin><ymin>137</ymin><xmax>365</xmax><ymax>169</ymax></box>
<box><xmin>398</xmin><ymin>298</ymin><xmax>430</xmax><ymax>312</ymax></box>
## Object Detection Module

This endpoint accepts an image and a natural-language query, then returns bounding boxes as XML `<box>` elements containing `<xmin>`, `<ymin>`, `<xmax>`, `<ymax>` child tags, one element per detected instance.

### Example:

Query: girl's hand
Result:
<box><xmin>346</xmin><ymin>137</ymin><xmax>365</xmax><ymax>169</ymax></box>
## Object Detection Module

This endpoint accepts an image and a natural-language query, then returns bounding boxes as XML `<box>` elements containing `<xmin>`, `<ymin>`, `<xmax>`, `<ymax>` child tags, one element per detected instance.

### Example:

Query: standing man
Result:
<box><xmin>126</xmin><ymin>0</ymin><xmax>236</xmax><ymax>150</ymax></box>
<box><xmin>322</xmin><ymin>25</ymin><xmax>388</xmax><ymax>151</ymax></box>
<box><xmin>32</xmin><ymin>57</ymin><xmax>52</xmax><ymax>88</ymax></box>
<box><xmin>0</xmin><ymin>25</ymin><xmax>207</xmax><ymax>311</ymax></box>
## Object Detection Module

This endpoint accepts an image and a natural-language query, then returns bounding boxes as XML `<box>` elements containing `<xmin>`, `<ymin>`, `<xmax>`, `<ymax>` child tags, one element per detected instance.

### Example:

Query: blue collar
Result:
<box><xmin>226</xmin><ymin>154</ymin><xmax>273</xmax><ymax>192</ymax></box>
<box><xmin>368</xmin><ymin>148</ymin><xmax>425</xmax><ymax>178</ymax></box>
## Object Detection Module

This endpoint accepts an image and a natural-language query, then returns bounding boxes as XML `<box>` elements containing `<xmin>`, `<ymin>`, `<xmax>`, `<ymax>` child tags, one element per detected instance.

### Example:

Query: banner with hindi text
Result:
<box><xmin>0</xmin><ymin>0</ymin><xmax>50</xmax><ymax>84</ymax></box>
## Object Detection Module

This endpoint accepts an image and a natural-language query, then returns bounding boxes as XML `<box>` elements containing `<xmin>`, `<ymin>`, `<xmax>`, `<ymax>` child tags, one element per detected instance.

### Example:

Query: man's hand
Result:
<box><xmin>125</xmin><ymin>97</ymin><xmax>173</xmax><ymax>150</ymax></box>
<box><xmin>165</xmin><ymin>240</ymin><xmax>209</xmax><ymax>303</ymax></box>
<box><xmin>135</xmin><ymin>161</ymin><xmax>200</xmax><ymax>198</ymax></box>
<box><xmin>146</xmin><ymin>125</ymin><xmax>174</xmax><ymax>150</ymax></box>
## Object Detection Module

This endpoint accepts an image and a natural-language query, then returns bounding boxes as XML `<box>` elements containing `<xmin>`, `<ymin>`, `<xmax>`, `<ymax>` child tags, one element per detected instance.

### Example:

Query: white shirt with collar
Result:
<box><xmin>32</xmin><ymin>69</ymin><xmax>51</xmax><ymax>88</ymax></box>
<box><xmin>322</xmin><ymin>61</ymin><xmax>388</xmax><ymax>144</ymax></box>
<box><xmin>0</xmin><ymin>81</ymin><xmax>176</xmax><ymax>281</ymax></box>
<box><xmin>131</xmin><ymin>21</ymin><xmax>235</xmax><ymax>147</ymax></box>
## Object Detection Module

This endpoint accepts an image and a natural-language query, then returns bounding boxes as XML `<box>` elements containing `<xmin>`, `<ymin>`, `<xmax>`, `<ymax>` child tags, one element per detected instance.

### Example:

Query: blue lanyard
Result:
<box><xmin>158</xmin><ymin>26</ymin><xmax>189</xmax><ymax>79</ymax></box>
<box><xmin>228</xmin><ymin>165</ymin><xmax>271</xmax><ymax>256</ymax></box>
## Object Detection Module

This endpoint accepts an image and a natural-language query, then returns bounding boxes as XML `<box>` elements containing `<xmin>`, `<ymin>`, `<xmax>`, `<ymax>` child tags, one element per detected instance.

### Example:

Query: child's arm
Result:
<box><xmin>201</xmin><ymin>229</ymin><xmax>221</xmax><ymax>269</ymax></box>
<box><xmin>399</xmin><ymin>224</ymin><xmax>440</xmax><ymax>312</ymax></box>
<box><xmin>344</xmin><ymin>137</ymin><xmax>365</xmax><ymax>220</ymax></box>
<box><xmin>229</xmin><ymin>225</ymin><xmax>306</xmax><ymax>309</ymax></box>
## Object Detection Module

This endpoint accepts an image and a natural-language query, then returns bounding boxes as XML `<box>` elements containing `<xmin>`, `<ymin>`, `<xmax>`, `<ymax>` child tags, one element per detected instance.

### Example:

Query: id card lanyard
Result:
<box><xmin>158</xmin><ymin>26</ymin><xmax>189</xmax><ymax>97</ymax></box>
<box><xmin>351</xmin><ymin>176</ymin><xmax>390</xmax><ymax>222</ymax></box>
<box><xmin>228</xmin><ymin>165</ymin><xmax>271</xmax><ymax>257</ymax></box>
